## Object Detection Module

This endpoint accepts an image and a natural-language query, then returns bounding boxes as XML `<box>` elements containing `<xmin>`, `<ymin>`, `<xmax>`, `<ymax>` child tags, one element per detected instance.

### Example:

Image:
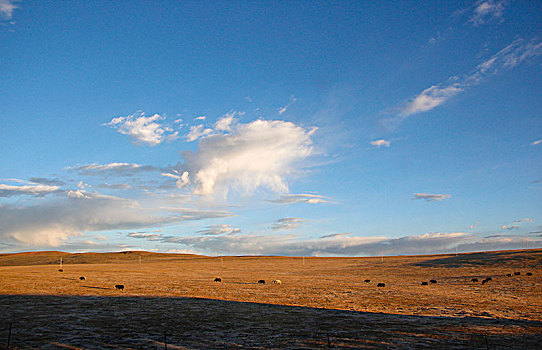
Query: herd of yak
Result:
<box><xmin>57</xmin><ymin>267</ymin><xmax>533</xmax><ymax>292</ymax></box>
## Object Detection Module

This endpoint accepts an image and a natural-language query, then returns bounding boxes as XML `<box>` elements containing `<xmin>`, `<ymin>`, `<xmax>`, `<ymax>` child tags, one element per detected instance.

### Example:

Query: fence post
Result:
<box><xmin>7</xmin><ymin>322</ymin><xmax>12</xmax><ymax>347</ymax></box>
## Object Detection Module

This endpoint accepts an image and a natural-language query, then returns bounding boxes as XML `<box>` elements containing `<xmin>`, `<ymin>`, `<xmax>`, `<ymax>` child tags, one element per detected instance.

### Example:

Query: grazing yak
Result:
<box><xmin>514</xmin><ymin>272</ymin><xmax>521</xmax><ymax>275</ymax></box>
<box><xmin>115</xmin><ymin>284</ymin><xmax>125</xmax><ymax>290</ymax></box>
<box><xmin>429</xmin><ymin>279</ymin><xmax>437</xmax><ymax>284</ymax></box>
<box><xmin>421</xmin><ymin>282</ymin><xmax>428</xmax><ymax>286</ymax></box>
<box><xmin>58</xmin><ymin>269</ymin><xmax>63</xmax><ymax>272</ymax></box>
<box><xmin>79</xmin><ymin>276</ymin><xmax>85</xmax><ymax>281</ymax></box>
<box><xmin>506</xmin><ymin>273</ymin><xmax>512</xmax><ymax>277</ymax></box>
<box><xmin>481</xmin><ymin>278</ymin><xmax>491</xmax><ymax>285</ymax></box>
<box><xmin>377</xmin><ymin>283</ymin><xmax>385</xmax><ymax>287</ymax></box>
<box><xmin>471</xmin><ymin>278</ymin><xmax>479</xmax><ymax>282</ymax></box>
<box><xmin>364</xmin><ymin>279</ymin><xmax>371</xmax><ymax>283</ymax></box>
<box><xmin>214</xmin><ymin>278</ymin><xmax>222</xmax><ymax>282</ymax></box>
<box><xmin>258</xmin><ymin>280</ymin><xmax>265</xmax><ymax>284</ymax></box>
<box><xmin>526</xmin><ymin>272</ymin><xmax>533</xmax><ymax>276</ymax></box>
<box><xmin>272</xmin><ymin>280</ymin><xmax>281</xmax><ymax>284</ymax></box>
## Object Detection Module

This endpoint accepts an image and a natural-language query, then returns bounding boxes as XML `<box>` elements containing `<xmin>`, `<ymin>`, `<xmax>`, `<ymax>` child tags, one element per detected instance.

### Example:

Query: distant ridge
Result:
<box><xmin>0</xmin><ymin>251</ymin><xmax>205</xmax><ymax>267</ymax></box>
<box><xmin>0</xmin><ymin>248</ymin><xmax>540</xmax><ymax>267</ymax></box>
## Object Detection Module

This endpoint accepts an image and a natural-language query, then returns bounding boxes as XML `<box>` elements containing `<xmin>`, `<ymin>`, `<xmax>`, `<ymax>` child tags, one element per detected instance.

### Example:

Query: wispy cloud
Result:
<box><xmin>67</xmin><ymin>162</ymin><xmax>158</xmax><ymax>176</ymax></box>
<box><xmin>513</xmin><ymin>218</ymin><xmax>533</xmax><ymax>223</ymax></box>
<box><xmin>196</xmin><ymin>224</ymin><xmax>241</xmax><ymax>236</ymax></box>
<box><xmin>413</xmin><ymin>193</ymin><xmax>451</xmax><ymax>202</ymax></box>
<box><xmin>501</xmin><ymin>224</ymin><xmax>519</xmax><ymax>230</ymax></box>
<box><xmin>127</xmin><ymin>231</ymin><xmax>164</xmax><ymax>241</ymax></box>
<box><xmin>159</xmin><ymin>231</ymin><xmax>540</xmax><ymax>257</ymax></box>
<box><xmin>214</xmin><ymin>111</ymin><xmax>242</xmax><ymax>132</ymax></box>
<box><xmin>179</xmin><ymin>119</ymin><xmax>316</xmax><ymax>197</ymax></box>
<box><xmin>268</xmin><ymin>193</ymin><xmax>329</xmax><ymax>204</ymax></box>
<box><xmin>469</xmin><ymin>0</ymin><xmax>507</xmax><ymax>26</ymax></box>
<box><xmin>278</xmin><ymin>96</ymin><xmax>297</xmax><ymax>115</ymax></box>
<box><xmin>272</xmin><ymin>217</ymin><xmax>305</xmax><ymax>231</ymax></box>
<box><xmin>185</xmin><ymin>124</ymin><xmax>213</xmax><ymax>142</ymax></box>
<box><xmin>28</xmin><ymin>177</ymin><xmax>65</xmax><ymax>187</ymax></box>
<box><xmin>370</xmin><ymin>139</ymin><xmax>391</xmax><ymax>148</ymax></box>
<box><xmin>104</xmin><ymin>112</ymin><xmax>177</xmax><ymax>146</ymax></box>
<box><xmin>0</xmin><ymin>183</ymin><xmax>61</xmax><ymax>197</ymax></box>
<box><xmin>157</xmin><ymin>207</ymin><xmax>235</xmax><ymax>221</ymax></box>
<box><xmin>0</xmin><ymin>191</ymin><xmax>181</xmax><ymax>247</ymax></box>
<box><xmin>320</xmin><ymin>232</ymin><xmax>352</xmax><ymax>239</ymax></box>
<box><xmin>0</xmin><ymin>0</ymin><xmax>19</xmax><ymax>20</ymax></box>
<box><xmin>389</xmin><ymin>38</ymin><xmax>542</xmax><ymax>123</ymax></box>
<box><xmin>531</xmin><ymin>139</ymin><xmax>542</xmax><ymax>146</ymax></box>
<box><xmin>96</xmin><ymin>183</ymin><xmax>133</xmax><ymax>190</ymax></box>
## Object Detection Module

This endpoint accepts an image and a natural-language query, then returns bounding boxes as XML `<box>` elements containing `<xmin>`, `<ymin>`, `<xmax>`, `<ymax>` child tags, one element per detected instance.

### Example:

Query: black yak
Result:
<box><xmin>377</xmin><ymin>283</ymin><xmax>385</xmax><ymax>287</ymax></box>
<box><xmin>258</xmin><ymin>280</ymin><xmax>265</xmax><ymax>284</ymax></box>
<box><xmin>471</xmin><ymin>278</ymin><xmax>478</xmax><ymax>282</ymax></box>
<box><xmin>526</xmin><ymin>272</ymin><xmax>533</xmax><ymax>276</ymax></box>
<box><xmin>429</xmin><ymin>279</ymin><xmax>437</xmax><ymax>284</ymax></box>
<box><xmin>115</xmin><ymin>284</ymin><xmax>124</xmax><ymax>290</ymax></box>
<box><xmin>79</xmin><ymin>276</ymin><xmax>85</xmax><ymax>281</ymax></box>
<box><xmin>214</xmin><ymin>278</ymin><xmax>222</xmax><ymax>282</ymax></box>
<box><xmin>58</xmin><ymin>269</ymin><xmax>63</xmax><ymax>272</ymax></box>
<box><xmin>421</xmin><ymin>282</ymin><xmax>428</xmax><ymax>286</ymax></box>
<box><xmin>506</xmin><ymin>273</ymin><xmax>512</xmax><ymax>277</ymax></box>
<box><xmin>514</xmin><ymin>272</ymin><xmax>521</xmax><ymax>275</ymax></box>
<box><xmin>364</xmin><ymin>279</ymin><xmax>371</xmax><ymax>283</ymax></box>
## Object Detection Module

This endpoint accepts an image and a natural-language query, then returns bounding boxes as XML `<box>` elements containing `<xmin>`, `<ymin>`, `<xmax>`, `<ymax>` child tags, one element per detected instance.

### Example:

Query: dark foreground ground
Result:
<box><xmin>0</xmin><ymin>294</ymin><xmax>541</xmax><ymax>349</ymax></box>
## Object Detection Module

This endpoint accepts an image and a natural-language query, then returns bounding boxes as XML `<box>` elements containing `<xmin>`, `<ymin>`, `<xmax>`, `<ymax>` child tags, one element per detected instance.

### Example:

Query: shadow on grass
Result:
<box><xmin>414</xmin><ymin>249</ymin><xmax>542</xmax><ymax>268</ymax></box>
<box><xmin>0</xmin><ymin>294</ymin><xmax>541</xmax><ymax>349</ymax></box>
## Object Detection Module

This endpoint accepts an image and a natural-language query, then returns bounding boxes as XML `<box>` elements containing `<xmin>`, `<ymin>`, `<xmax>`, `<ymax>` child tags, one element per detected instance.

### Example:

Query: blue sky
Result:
<box><xmin>1</xmin><ymin>0</ymin><xmax>541</xmax><ymax>256</ymax></box>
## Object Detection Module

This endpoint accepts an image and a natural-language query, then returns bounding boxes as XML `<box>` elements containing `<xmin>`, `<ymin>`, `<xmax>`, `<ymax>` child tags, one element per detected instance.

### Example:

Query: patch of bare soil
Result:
<box><xmin>0</xmin><ymin>249</ymin><xmax>540</xmax><ymax>348</ymax></box>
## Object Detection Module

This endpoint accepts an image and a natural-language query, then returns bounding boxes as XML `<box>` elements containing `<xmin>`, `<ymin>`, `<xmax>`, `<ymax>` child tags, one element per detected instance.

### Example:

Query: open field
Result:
<box><xmin>0</xmin><ymin>249</ymin><xmax>541</xmax><ymax>349</ymax></box>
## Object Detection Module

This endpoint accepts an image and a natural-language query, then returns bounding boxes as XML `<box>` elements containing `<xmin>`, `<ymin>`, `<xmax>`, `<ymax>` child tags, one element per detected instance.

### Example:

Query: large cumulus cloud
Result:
<box><xmin>179</xmin><ymin>120</ymin><xmax>316</xmax><ymax>197</ymax></box>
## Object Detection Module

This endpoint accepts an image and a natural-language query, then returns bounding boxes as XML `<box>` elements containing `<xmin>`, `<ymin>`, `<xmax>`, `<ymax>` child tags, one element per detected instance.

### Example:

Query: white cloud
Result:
<box><xmin>29</xmin><ymin>177</ymin><xmax>65</xmax><ymax>186</ymax></box>
<box><xmin>185</xmin><ymin>124</ymin><xmax>213</xmax><ymax>142</ymax></box>
<box><xmin>214</xmin><ymin>111</ymin><xmax>240</xmax><ymax>132</ymax></box>
<box><xmin>67</xmin><ymin>162</ymin><xmax>157</xmax><ymax>176</ymax></box>
<box><xmin>157</xmin><ymin>206</ymin><xmax>235</xmax><ymax>221</ymax></box>
<box><xmin>104</xmin><ymin>112</ymin><xmax>176</xmax><ymax>146</ymax></box>
<box><xmin>161</xmin><ymin>230</ymin><xmax>542</xmax><ymax>257</ymax></box>
<box><xmin>195</xmin><ymin>116</ymin><xmax>206</xmax><ymax>121</ymax></box>
<box><xmin>400</xmin><ymin>85</ymin><xmax>463</xmax><ymax>117</ymax></box>
<box><xmin>161</xmin><ymin>171</ymin><xmax>190</xmax><ymax>188</ymax></box>
<box><xmin>196</xmin><ymin>224</ymin><xmax>241</xmax><ymax>236</ymax></box>
<box><xmin>501</xmin><ymin>225</ymin><xmax>519</xmax><ymax>230</ymax></box>
<box><xmin>320</xmin><ymin>232</ymin><xmax>352</xmax><ymax>239</ymax></box>
<box><xmin>393</xmin><ymin>38</ymin><xmax>542</xmax><ymax>121</ymax></box>
<box><xmin>0</xmin><ymin>0</ymin><xmax>19</xmax><ymax>20</ymax></box>
<box><xmin>271</xmin><ymin>217</ymin><xmax>305</xmax><ymax>231</ymax></box>
<box><xmin>513</xmin><ymin>218</ymin><xmax>533</xmax><ymax>223</ymax></box>
<box><xmin>127</xmin><ymin>232</ymin><xmax>164</xmax><ymax>241</ymax></box>
<box><xmin>268</xmin><ymin>193</ymin><xmax>329</xmax><ymax>204</ymax></box>
<box><xmin>278</xmin><ymin>96</ymin><xmax>297</xmax><ymax>115</ymax></box>
<box><xmin>0</xmin><ymin>192</ymin><xmax>180</xmax><ymax>247</ymax></box>
<box><xmin>180</xmin><ymin>119</ymin><xmax>316</xmax><ymax>197</ymax></box>
<box><xmin>0</xmin><ymin>183</ymin><xmax>60</xmax><ymax>197</ymax></box>
<box><xmin>159</xmin><ymin>231</ymin><xmax>470</xmax><ymax>256</ymax></box>
<box><xmin>370</xmin><ymin>139</ymin><xmax>391</xmax><ymax>148</ymax></box>
<box><xmin>531</xmin><ymin>139</ymin><xmax>542</xmax><ymax>146</ymax></box>
<box><xmin>413</xmin><ymin>193</ymin><xmax>451</xmax><ymax>202</ymax></box>
<box><xmin>96</xmin><ymin>183</ymin><xmax>133</xmax><ymax>190</ymax></box>
<box><xmin>469</xmin><ymin>0</ymin><xmax>506</xmax><ymax>26</ymax></box>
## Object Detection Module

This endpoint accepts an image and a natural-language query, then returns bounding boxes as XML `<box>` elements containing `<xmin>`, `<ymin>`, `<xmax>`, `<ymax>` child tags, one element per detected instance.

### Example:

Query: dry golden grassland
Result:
<box><xmin>0</xmin><ymin>249</ymin><xmax>541</xmax><ymax>349</ymax></box>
